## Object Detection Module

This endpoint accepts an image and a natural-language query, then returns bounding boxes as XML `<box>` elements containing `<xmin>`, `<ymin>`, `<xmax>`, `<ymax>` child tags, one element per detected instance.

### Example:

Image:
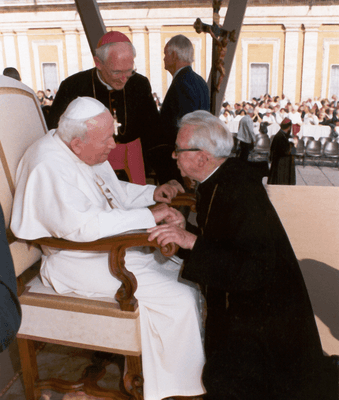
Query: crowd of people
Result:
<box><xmin>219</xmin><ymin>93</ymin><xmax>339</xmax><ymax>137</ymax></box>
<box><xmin>36</xmin><ymin>88</ymin><xmax>54</xmax><ymax>106</ymax></box>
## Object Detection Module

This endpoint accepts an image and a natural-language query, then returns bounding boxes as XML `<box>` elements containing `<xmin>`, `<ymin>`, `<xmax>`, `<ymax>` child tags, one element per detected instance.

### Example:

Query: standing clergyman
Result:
<box><xmin>47</xmin><ymin>31</ymin><xmax>161</xmax><ymax>185</ymax></box>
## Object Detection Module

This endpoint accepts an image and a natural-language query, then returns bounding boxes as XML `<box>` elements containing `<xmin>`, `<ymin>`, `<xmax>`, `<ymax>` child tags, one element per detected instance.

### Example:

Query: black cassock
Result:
<box><xmin>181</xmin><ymin>158</ymin><xmax>337</xmax><ymax>399</ymax></box>
<box><xmin>268</xmin><ymin>129</ymin><xmax>296</xmax><ymax>185</ymax></box>
<box><xmin>47</xmin><ymin>68</ymin><xmax>161</xmax><ymax>177</ymax></box>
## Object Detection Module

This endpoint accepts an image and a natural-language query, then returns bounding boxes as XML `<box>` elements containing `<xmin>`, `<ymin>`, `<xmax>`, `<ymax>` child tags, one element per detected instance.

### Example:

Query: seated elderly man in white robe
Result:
<box><xmin>11</xmin><ymin>97</ymin><xmax>205</xmax><ymax>400</ymax></box>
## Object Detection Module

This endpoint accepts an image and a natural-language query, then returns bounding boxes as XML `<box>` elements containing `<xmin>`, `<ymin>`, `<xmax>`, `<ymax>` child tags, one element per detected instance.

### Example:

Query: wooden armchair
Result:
<box><xmin>0</xmin><ymin>76</ymin><xmax>197</xmax><ymax>400</ymax></box>
<box><xmin>16</xmin><ymin>231</ymin><xmax>179</xmax><ymax>400</ymax></box>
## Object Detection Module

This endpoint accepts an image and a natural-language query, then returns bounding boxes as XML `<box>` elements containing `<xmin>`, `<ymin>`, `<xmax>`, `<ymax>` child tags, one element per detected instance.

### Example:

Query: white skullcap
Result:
<box><xmin>62</xmin><ymin>97</ymin><xmax>107</xmax><ymax>121</ymax></box>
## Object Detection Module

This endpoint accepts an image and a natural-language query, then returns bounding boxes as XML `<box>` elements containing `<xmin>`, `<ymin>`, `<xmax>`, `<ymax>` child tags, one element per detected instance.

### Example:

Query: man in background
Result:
<box><xmin>47</xmin><ymin>31</ymin><xmax>161</xmax><ymax>185</ymax></box>
<box><xmin>155</xmin><ymin>34</ymin><xmax>210</xmax><ymax>184</ymax></box>
<box><xmin>268</xmin><ymin>117</ymin><xmax>296</xmax><ymax>185</ymax></box>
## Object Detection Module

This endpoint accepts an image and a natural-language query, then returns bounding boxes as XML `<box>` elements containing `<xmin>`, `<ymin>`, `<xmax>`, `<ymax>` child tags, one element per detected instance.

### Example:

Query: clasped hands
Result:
<box><xmin>149</xmin><ymin>180</ymin><xmax>197</xmax><ymax>250</ymax></box>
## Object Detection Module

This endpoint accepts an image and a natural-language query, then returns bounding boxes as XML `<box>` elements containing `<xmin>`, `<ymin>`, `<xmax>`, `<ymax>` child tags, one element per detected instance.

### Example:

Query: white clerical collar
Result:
<box><xmin>96</xmin><ymin>69</ymin><xmax>114</xmax><ymax>91</ymax></box>
<box><xmin>200</xmin><ymin>166</ymin><xmax>221</xmax><ymax>183</ymax></box>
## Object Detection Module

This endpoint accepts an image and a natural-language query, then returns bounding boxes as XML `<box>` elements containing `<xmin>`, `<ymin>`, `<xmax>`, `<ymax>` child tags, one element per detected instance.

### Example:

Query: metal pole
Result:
<box><xmin>74</xmin><ymin>0</ymin><xmax>106</xmax><ymax>56</ymax></box>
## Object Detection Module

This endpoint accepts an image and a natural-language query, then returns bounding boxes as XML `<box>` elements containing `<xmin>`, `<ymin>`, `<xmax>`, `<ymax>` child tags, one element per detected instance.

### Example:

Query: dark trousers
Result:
<box><xmin>237</xmin><ymin>141</ymin><xmax>253</xmax><ymax>161</ymax></box>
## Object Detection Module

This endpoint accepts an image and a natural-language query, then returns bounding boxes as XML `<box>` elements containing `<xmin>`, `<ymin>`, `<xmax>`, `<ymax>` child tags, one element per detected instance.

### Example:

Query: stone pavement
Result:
<box><xmin>295</xmin><ymin>164</ymin><xmax>339</xmax><ymax>187</ymax></box>
<box><xmin>261</xmin><ymin>161</ymin><xmax>339</xmax><ymax>187</ymax></box>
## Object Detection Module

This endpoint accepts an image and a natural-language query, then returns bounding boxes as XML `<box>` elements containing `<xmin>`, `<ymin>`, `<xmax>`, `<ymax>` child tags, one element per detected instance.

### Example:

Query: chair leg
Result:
<box><xmin>17</xmin><ymin>338</ymin><xmax>41</xmax><ymax>400</ymax></box>
<box><xmin>124</xmin><ymin>355</ymin><xmax>143</xmax><ymax>400</ymax></box>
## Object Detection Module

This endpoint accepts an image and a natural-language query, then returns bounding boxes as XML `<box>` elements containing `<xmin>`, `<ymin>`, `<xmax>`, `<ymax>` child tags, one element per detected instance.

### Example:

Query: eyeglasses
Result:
<box><xmin>110</xmin><ymin>68</ymin><xmax>136</xmax><ymax>79</ymax></box>
<box><xmin>174</xmin><ymin>145</ymin><xmax>201</xmax><ymax>156</ymax></box>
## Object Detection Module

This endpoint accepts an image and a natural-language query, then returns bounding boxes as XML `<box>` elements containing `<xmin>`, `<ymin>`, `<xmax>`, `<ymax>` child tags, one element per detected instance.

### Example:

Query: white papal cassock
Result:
<box><xmin>11</xmin><ymin>130</ymin><xmax>205</xmax><ymax>400</ymax></box>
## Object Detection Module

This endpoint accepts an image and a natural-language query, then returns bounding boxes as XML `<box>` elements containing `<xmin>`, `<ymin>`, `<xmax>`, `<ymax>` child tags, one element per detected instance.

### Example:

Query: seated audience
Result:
<box><xmin>303</xmin><ymin>106</ymin><xmax>319</xmax><ymax>125</ymax></box>
<box><xmin>10</xmin><ymin>97</ymin><xmax>205</xmax><ymax>400</ymax></box>
<box><xmin>272</xmin><ymin>104</ymin><xmax>282</xmax><ymax>124</ymax></box>
<box><xmin>262</xmin><ymin>107</ymin><xmax>276</xmax><ymax>124</ymax></box>
<box><xmin>279</xmin><ymin>93</ymin><xmax>288</xmax><ymax>109</ymax></box>
<box><xmin>318</xmin><ymin>110</ymin><xmax>330</xmax><ymax>125</ymax></box>
<box><xmin>219</xmin><ymin>108</ymin><xmax>233</xmax><ymax>123</ymax></box>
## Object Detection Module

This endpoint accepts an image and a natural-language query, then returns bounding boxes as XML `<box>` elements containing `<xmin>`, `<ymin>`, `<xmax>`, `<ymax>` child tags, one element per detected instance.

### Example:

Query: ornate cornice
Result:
<box><xmin>0</xmin><ymin>0</ymin><xmax>338</xmax><ymax>14</ymax></box>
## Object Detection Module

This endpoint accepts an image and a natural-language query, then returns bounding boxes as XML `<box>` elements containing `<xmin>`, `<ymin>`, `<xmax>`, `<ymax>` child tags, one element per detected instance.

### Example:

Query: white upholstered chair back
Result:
<box><xmin>0</xmin><ymin>76</ymin><xmax>46</xmax><ymax>276</ymax></box>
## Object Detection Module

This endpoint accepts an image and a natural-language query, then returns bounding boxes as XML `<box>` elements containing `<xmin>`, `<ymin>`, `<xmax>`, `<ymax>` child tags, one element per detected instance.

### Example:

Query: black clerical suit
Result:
<box><xmin>47</xmin><ymin>68</ymin><xmax>161</xmax><ymax>177</ymax></box>
<box><xmin>0</xmin><ymin>204</ymin><xmax>21</xmax><ymax>352</ymax></box>
<box><xmin>181</xmin><ymin>158</ymin><xmax>336</xmax><ymax>399</ymax></box>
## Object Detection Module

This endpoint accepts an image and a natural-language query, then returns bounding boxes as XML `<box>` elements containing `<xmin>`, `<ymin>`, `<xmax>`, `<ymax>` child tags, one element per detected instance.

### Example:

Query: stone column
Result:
<box><xmin>148</xmin><ymin>26</ymin><xmax>162</xmax><ymax>99</ymax></box>
<box><xmin>241</xmin><ymin>39</ymin><xmax>248</xmax><ymax>101</ymax></box>
<box><xmin>131</xmin><ymin>26</ymin><xmax>147</xmax><ymax>77</ymax></box>
<box><xmin>283</xmin><ymin>24</ymin><xmax>300</xmax><ymax>104</ymax></box>
<box><xmin>64</xmin><ymin>29</ymin><xmax>79</xmax><ymax>76</ymax></box>
<box><xmin>2</xmin><ymin>30</ymin><xmax>17</xmax><ymax>69</ymax></box>
<box><xmin>79</xmin><ymin>30</ymin><xmax>93</xmax><ymax>71</ymax></box>
<box><xmin>301</xmin><ymin>24</ymin><xmax>320</xmax><ymax>102</ymax></box>
<box><xmin>16</xmin><ymin>31</ymin><xmax>33</xmax><ymax>88</ymax></box>
<box><xmin>224</xmin><ymin>59</ymin><xmax>236</xmax><ymax>105</ymax></box>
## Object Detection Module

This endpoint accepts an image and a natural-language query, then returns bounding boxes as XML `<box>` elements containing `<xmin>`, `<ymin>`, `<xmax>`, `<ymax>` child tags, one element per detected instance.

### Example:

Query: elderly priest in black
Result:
<box><xmin>148</xmin><ymin>110</ymin><xmax>338</xmax><ymax>400</ymax></box>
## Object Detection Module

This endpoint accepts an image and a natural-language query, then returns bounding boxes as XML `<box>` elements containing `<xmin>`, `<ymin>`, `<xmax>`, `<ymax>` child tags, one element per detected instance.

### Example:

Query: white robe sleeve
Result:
<box><xmin>11</xmin><ymin>156</ymin><xmax>156</xmax><ymax>243</ymax></box>
<box><xmin>65</xmin><ymin>208</ymin><xmax>156</xmax><ymax>242</ymax></box>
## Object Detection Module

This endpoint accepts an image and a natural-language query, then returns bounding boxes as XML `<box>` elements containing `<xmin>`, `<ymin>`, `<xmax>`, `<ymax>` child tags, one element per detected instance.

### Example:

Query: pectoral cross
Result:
<box><xmin>95</xmin><ymin>174</ymin><xmax>117</xmax><ymax>209</ymax></box>
<box><xmin>112</xmin><ymin>108</ymin><xmax>122</xmax><ymax>136</ymax></box>
<box><xmin>194</xmin><ymin>0</ymin><xmax>236</xmax><ymax>115</ymax></box>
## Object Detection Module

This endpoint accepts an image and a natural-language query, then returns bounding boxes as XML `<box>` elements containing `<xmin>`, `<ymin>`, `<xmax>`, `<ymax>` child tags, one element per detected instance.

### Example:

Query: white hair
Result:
<box><xmin>56</xmin><ymin>114</ymin><xmax>90</xmax><ymax>143</ymax></box>
<box><xmin>178</xmin><ymin>110</ymin><xmax>233</xmax><ymax>158</ymax></box>
<box><xmin>95</xmin><ymin>41</ymin><xmax>136</xmax><ymax>63</ymax></box>
<box><xmin>166</xmin><ymin>35</ymin><xmax>194</xmax><ymax>64</ymax></box>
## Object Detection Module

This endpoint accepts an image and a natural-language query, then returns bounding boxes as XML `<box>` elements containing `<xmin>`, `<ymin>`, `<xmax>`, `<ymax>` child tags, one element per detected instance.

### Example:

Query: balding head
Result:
<box><xmin>95</xmin><ymin>42</ymin><xmax>136</xmax><ymax>90</ymax></box>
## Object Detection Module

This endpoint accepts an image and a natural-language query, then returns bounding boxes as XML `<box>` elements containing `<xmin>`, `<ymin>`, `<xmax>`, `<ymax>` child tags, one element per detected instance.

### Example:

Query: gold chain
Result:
<box><xmin>92</xmin><ymin>69</ymin><xmax>127</xmax><ymax>136</ymax></box>
<box><xmin>202</xmin><ymin>183</ymin><xmax>219</xmax><ymax>234</ymax></box>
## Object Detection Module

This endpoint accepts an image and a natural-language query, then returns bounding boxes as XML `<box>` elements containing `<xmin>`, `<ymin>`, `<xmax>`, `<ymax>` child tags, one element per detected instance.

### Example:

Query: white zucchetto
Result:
<box><xmin>62</xmin><ymin>97</ymin><xmax>107</xmax><ymax>121</ymax></box>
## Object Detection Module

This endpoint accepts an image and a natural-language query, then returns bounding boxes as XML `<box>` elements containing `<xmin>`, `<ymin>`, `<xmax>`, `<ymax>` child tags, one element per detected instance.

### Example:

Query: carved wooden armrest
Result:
<box><xmin>31</xmin><ymin>231</ymin><xmax>178</xmax><ymax>312</ymax></box>
<box><xmin>169</xmin><ymin>192</ymin><xmax>197</xmax><ymax>212</ymax></box>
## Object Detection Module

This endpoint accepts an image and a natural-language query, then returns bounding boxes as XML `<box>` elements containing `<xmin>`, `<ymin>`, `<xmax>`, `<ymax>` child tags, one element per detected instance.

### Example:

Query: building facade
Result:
<box><xmin>0</xmin><ymin>0</ymin><xmax>338</xmax><ymax>105</ymax></box>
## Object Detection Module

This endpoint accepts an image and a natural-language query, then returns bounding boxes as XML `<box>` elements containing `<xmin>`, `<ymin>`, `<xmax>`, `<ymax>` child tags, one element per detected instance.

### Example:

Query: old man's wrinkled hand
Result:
<box><xmin>153</xmin><ymin>180</ymin><xmax>185</xmax><ymax>203</ymax></box>
<box><xmin>150</xmin><ymin>203</ymin><xmax>185</xmax><ymax>227</ymax></box>
<box><xmin>147</xmin><ymin>224</ymin><xmax>197</xmax><ymax>250</ymax></box>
